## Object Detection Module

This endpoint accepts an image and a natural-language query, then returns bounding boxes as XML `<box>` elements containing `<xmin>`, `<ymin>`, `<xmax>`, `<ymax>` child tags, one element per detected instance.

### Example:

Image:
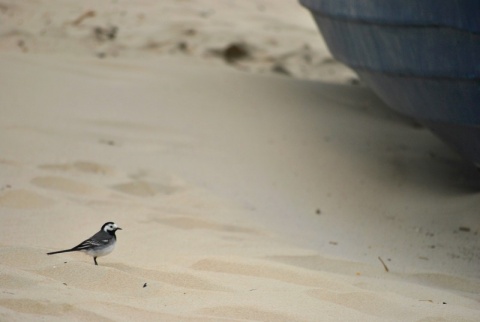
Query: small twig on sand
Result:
<box><xmin>378</xmin><ymin>256</ymin><xmax>389</xmax><ymax>272</ymax></box>
<box><xmin>72</xmin><ymin>10</ymin><xmax>96</xmax><ymax>26</ymax></box>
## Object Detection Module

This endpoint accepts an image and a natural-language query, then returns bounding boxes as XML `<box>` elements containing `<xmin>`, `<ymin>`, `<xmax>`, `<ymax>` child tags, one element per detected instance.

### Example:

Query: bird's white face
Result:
<box><xmin>103</xmin><ymin>222</ymin><xmax>121</xmax><ymax>232</ymax></box>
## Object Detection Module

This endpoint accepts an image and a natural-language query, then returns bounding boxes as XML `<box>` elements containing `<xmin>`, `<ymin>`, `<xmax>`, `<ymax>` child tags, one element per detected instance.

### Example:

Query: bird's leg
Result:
<box><xmin>94</xmin><ymin>257</ymin><xmax>98</xmax><ymax>265</ymax></box>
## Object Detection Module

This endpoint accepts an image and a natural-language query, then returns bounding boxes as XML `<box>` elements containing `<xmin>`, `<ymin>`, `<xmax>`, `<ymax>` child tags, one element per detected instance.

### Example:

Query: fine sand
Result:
<box><xmin>1</xmin><ymin>1</ymin><xmax>479</xmax><ymax>321</ymax></box>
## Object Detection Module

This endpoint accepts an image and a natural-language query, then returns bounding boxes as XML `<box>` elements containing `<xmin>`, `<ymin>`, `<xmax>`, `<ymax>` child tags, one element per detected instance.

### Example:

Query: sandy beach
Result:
<box><xmin>1</xmin><ymin>1</ymin><xmax>479</xmax><ymax>321</ymax></box>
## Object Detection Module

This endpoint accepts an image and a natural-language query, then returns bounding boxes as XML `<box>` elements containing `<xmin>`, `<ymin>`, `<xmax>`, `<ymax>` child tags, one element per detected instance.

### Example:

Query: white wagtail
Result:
<box><xmin>47</xmin><ymin>222</ymin><xmax>122</xmax><ymax>265</ymax></box>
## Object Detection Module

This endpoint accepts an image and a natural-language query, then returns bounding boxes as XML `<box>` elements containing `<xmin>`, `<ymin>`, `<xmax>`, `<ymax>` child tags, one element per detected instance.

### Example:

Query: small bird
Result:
<box><xmin>47</xmin><ymin>222</ymin><xmax>122</xmax><ymax>266</ymax></box>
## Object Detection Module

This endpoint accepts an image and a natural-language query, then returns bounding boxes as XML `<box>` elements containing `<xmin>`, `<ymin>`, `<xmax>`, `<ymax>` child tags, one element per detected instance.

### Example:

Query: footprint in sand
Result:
<box><xmin>31</xmin><ymin>176</ymin><xmax>97</xmax><ymax>195</ymax></box>
<box><xmin>39</xmin><ymin>161</ymin><xmax>114</xmax><ymax>176</ymax></box>
<box><xmin>0</xmin><ymin>158</ymin><xmax>22</xmax><ymax>167</ymax></box>
<box><xmin>0</xmin><ymin>189</ymin><xmax>53</xmax><ymax>209</ymax></box>
<box><xmin>38</xmin><ymin>162</ymin><xmax>185</xmax><ymax>198</ymax></box>
<box><xmin>112</xmin><ymin>180</ymin><xmax>182</xmax><ymax>197</ymax></box>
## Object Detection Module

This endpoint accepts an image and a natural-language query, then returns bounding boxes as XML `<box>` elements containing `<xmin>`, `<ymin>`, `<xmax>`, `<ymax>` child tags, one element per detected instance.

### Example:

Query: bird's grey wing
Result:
<box><xmin>71</xmin><ymin>231</ymin><xmax>110</xmax><ymax>251</ymax></box>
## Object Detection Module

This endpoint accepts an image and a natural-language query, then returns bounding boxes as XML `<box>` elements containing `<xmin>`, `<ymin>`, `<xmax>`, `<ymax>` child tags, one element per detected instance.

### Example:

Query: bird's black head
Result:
<box><xmin>101</xmin><ymin>222</ymin><xmax>122</xmax><ymax>236</ymax></box>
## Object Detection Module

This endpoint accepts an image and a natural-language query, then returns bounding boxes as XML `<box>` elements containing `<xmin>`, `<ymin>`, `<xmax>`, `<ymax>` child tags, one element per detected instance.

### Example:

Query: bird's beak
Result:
<box><xmin>117</xmin><ymin>227</ymin><xmax>122</xmax><ymax>230</ymax></box>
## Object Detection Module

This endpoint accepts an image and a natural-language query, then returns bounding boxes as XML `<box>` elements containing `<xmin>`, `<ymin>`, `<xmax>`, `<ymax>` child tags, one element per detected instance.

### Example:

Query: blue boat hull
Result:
<box><xmin>300</xmin><ymin>0</ymin><xmax>480</xmax><ymax>165</ymax></box>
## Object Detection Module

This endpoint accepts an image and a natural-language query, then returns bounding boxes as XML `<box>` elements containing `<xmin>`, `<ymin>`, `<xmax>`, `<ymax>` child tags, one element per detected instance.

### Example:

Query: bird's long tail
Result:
<box><xmin>46</xmin><ymin>249</ymin><xmax>77</xmax><ymax>255</ymax></box>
